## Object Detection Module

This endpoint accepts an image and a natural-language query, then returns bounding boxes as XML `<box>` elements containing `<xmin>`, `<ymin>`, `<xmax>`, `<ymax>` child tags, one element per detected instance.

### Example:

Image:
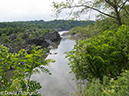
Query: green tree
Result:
<box><xmin>52</xmin><ymin>0</ymin><xmax>128</xmax><ymax>26</ymax></box>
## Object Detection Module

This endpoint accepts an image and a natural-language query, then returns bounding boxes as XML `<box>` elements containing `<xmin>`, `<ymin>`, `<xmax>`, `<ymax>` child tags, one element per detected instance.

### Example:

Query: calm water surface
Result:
<box><xmin>31</xmin><ymin>31</ymin><xmax>77</xmax><ymax>96</ymax></box>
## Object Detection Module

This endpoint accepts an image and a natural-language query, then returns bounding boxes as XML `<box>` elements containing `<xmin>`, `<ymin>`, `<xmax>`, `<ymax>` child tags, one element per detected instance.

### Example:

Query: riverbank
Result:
<box><xmin>61</xmin><ymin>31</ymin><xmax>83</xmax><ymax>41</ymax></box>
<box><xmin>0</xmin><ymin>30</ymin><xmax>62</xmax><ymax>54</ymax></box>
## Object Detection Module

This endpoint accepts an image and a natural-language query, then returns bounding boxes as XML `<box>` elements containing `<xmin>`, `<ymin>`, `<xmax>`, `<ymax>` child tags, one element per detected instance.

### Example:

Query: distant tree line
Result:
<box><xmin>0</xmin><ymin>19</ymin><xmax>94</xmax><ymax>31</ymax></box>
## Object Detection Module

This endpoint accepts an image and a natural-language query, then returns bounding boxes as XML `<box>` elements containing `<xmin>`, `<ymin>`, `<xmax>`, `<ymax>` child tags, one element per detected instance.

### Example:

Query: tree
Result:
<box><xmin>52</xmin><ymin>0</ymin><xmax>128</xmax><ymax>26</ymax></box>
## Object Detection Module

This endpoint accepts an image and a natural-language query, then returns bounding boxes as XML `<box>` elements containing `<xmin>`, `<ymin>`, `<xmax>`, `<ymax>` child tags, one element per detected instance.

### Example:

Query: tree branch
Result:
<box><xmin>119</xmin><ymin>0</ymin><xmax>128</xmax><ymax>12</ymax></box>
<box><xmin>105</xmin><ymin>0</ymin><xmax>116</xmax><ymax>9</ymax></box>
<box><xmin>68</xmin><ymin>5</ymin><xmax>117</xmax><ymax>19</ymax></box>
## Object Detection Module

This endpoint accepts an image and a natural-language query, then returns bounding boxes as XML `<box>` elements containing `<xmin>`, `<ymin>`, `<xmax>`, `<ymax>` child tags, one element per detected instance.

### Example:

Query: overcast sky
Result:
<box><xmin>0</xmin><ymin>0</ymin><xmax>96</xmax><ymax>22</ymax></box>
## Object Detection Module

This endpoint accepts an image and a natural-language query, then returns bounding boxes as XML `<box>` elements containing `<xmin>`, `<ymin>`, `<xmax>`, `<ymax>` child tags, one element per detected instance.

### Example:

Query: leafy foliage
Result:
<box><xmin>0</xmin><ymin>45</ymin><xmax>55</xmax><ymax>95</ymax></box>
<box><xmin>68</xmin><ymin>18</ymin><xmax>122</xmax><ymax>40</ymax></box>
<box><xmin>75</xmin><ymin>70</ymin><xmax>129</xmax><ymax>96</ymax></box>
<box><xmin>66</xmin><ymin>25</ymin><xmax>129</xmax><ymax>82</ymax></box>
<box><xmin>52</xmin><ymin>0</ymin><xmax>128</xmax><ymax>26</ymax></box>
<box><xmin>69</xmin><ymin>23</ymin><xmax>97</xmax><ymax>39</ymax></box>
<box><xmin>0</xmin><ymin>20</ymin><xmax>94</xmax><ymax>34</ymax></box>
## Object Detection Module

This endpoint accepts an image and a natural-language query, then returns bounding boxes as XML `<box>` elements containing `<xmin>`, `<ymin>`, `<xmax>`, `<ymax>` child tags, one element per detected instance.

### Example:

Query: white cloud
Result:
<box><xmin>0</xmin><ymin>0</ymin><xmax>59</xmax><ymax>22</ymax></box>
<box><xmin>0</xmin><ymin>0</ymin><xmax>95</xmax><ymax>22</ymax></box>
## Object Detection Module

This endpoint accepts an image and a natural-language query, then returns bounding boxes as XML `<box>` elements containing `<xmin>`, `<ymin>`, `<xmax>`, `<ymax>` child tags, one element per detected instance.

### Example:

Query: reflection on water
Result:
<box><xmin>31</xmin><ymin>31</ymin><xmax>77</xmax><ymax>96</ymax></box>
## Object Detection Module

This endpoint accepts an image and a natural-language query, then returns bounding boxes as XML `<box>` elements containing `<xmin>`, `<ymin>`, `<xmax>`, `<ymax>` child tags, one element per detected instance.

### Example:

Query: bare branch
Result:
<box><xmin>52</xmin><ymin>0</ymin><xmax>126</xmax><ymax>26</ymax></box>
<box><xmin>68</xmin><ymin>5</ymin><xmax>117</xmax><ymax>19</ymax></box>
<box><xmin>66</xmin><ymin>7</ymin><xmax>75</xmax><ymax>19</ymax></box>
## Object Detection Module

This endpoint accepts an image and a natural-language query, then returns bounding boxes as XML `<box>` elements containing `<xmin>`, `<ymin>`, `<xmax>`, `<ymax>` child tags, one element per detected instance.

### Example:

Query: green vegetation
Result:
<box><xmin>52</xmin><ymin>0</ymin><xmax>128</xmax><ymax>26</ymax></box>
<box><xmin>0</xmin><ymin>20</ymin><xmax>94</xmax><ymax>32</ymax></box>
<box><xmin>0</xmin><ymin>19</ymin><xmax>94</xmax><ymax>95</ymax></box>
<box><xmin>66</xmin><ymin>24</ymin><xmax>129</xmax><ymax>95</ymax></box>
<box><xmin>0</xmin><ymin>45</ymin><xmax>55</xmax><ymax>95</ymax></box>
<box><xmin>66</xmin><ymin>25</ymin><xmax>129</xmax><ymax>81</ymax></box>
<box><xmin>52</xmin><ymin>0</ymin><xmax>129</xmax><ymax>95</ymax></box>
<box><xmin>0</xmin><ymin>28</ymin><xmax>51</xmax><ymax>52</ymax></box>
<box><xmin>0</xmin><ymin>19</ymin><xmax>93</xmax><ymax>53</ymax></box>
<box><xmin>0</xmin><ymin>0</ymin><xmax>129</xmax><ymax>95</ymax></box>
<box><xmin>68</xmin><ymin>23</ymin><xmax>96</xmax><ymax>39</ymax></box>
<box><xmin>75</xmin><ymin>70</ymin><xmax>129</xmax><ymax>96</ymax></box>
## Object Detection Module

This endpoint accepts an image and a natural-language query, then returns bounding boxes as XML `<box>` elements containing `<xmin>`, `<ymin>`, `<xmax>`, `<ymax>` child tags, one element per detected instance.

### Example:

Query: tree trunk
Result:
<box><xmin>113</xmin><ymin>0</ymin><xmax>122</xmax><ymax>26</ymax></box>
<box><xmin>115</xmin><ymin>10</ymin><xmax>122</xmax><ymax>26</ymax></box>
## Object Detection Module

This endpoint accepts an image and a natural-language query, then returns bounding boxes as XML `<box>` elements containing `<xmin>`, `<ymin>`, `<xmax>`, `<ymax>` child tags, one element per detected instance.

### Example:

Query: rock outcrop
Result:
<box><xmin>1</xmin><ymin>30</ymin><xmax>62</xmax><ymax>54</ymax></box>
<box><xmin>26</xmin><ymin>37</ymin><xmax>49</xmax><ymax>48</ymax></box>
<box><xmin>44</xmin><ymin>30</ymin><xmax>62</xmax><ymax>42</ymax></box>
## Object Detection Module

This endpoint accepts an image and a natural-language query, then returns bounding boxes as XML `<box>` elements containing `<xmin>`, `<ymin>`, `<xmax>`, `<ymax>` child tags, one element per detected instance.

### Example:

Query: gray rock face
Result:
<box><xmin>26</xmin><ymin>37</ymin><xmax>49</xmax><ymax>48</ymax></box>
<box><xmin>1</xmin><ymin>31</ymin><xmax>62</xmax><ymax>54</ymax></box>
<box><xmin>44</xmin><ymin>31</ymin><xmax>62</xmax><ymax>42</ymax></box>
<box><xmin>45</xmin><ymin>39</ymin><xmax>55</xmax><ymax>45</ymax></box>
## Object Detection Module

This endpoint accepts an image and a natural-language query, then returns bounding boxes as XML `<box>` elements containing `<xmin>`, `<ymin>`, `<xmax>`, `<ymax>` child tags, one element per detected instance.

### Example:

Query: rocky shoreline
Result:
<box><xmin>0</xmin><ymin>30</ymin><xmax>62</xmax><ymax>54</ymax></box>
<box><xmin>61</xmin><ymin>31</ymin><xmax>82</xmax><ymax>41</ymax></box>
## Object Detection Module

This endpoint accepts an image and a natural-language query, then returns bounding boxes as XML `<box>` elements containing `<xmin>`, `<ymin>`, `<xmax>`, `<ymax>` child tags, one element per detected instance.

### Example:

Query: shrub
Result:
<box><xmin>66</xmin><ymin>25</ymin><xmax>129</xmax><ymax>82</ymax></box>
<box><xmin>0</xmin><ymin>45</ymin><xmax>55</xmax><ymax>95</ymax></box>
<box><xmin>75</xmin><ymin>70</ymin><xmax>129</xmax><ymax>96</ymax></box>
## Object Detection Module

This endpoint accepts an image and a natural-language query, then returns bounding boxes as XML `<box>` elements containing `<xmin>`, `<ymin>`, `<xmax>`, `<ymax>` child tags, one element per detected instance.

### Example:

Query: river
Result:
<box><xmin>31</xmin><ymin>31</ymin><xmax>77</xmax><ymax>96</ymax></box>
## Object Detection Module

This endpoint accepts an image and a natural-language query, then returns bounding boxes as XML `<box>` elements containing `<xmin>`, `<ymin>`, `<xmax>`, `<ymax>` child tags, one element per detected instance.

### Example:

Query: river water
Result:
<box><xmin>31</xmin><ymin>31</ymin><xmax>77</xmax><ymax>96</ymax></box>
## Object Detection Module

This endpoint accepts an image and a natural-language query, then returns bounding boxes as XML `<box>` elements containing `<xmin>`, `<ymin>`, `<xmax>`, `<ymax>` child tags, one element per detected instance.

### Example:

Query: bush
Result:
<box><xmin>66</xmin><ymin>25</ymin><xmax>129</xmax><ymax>82</ymax></box>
